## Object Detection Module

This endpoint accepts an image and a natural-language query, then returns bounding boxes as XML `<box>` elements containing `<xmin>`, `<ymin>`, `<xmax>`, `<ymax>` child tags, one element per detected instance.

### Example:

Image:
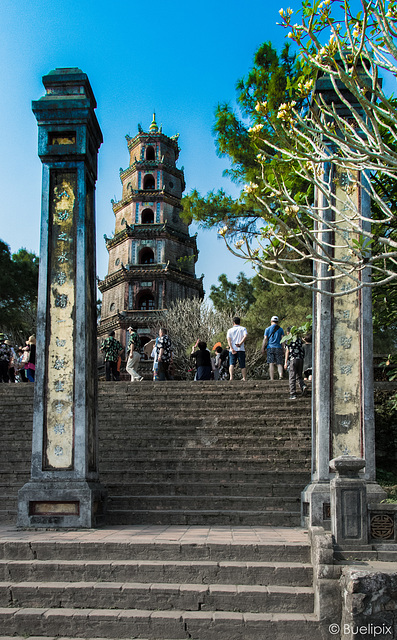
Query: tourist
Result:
<box><xmin>261</xmin><ymin>316</ymin><xmax>285</xmax><ymax>380</ymax></box>
<box><xmin>25</xmin><ymin>336</ymin><xmax>36</xmax><ymax>382</ymax></box>
<box><xmin>150</xmin><ymin>337</ymin><xmax>160</xmax><ymax>381</ymax></box>
<box><xmin>21</xmin><ymin>341</ymin><xmax>31</xmax><ymax>380</ymax></box>
<box><xmin>284</xmin><ymin>328</ymin><xmax>307</xmax><ymax>400</ymax></box>
<box><xmin>126</xmin><ymin>326</ymin><xmax>143</xmax><ymax>381</ymax></box>
<box><xmin>303</xmin><ymin>333</ymin><xmax>313</xmax><ymax>381</ymax></box>
<box><xmin>227</xmin><ymin>317</ymin><xmax>247</xmax><ymax>381</ymax></box>
<box><xmin>15</xmin><ymin>347</ymin><xmax>27</xmax><ymax>382</ymax></box>
<box><xmin>156</xmin><ymin>327</ymin><xmax>172</xmax><ymax>381</ymax></box>
<box><xmin>0</xmin><ymin>333</ymin><xmax>12</xmax><ymax>383</ymax></box>
<box><xmin>5</xmin><ymin>340</ymin><xmax>16</xmax><ymax>383</ymax></box>
<box><xmin>214</xmin><ymin>345</ymin><xmax>229</xmax><ymax>380</ymax></box>
<box><xmin>100</xmin><ymin>330</ymin><xmax>123</xmax><ymax>381</ymax></box>
<box><xmin>191</xmin><ymin>340</ymin><xmax>212</xmax><ymax>380</ymax></box>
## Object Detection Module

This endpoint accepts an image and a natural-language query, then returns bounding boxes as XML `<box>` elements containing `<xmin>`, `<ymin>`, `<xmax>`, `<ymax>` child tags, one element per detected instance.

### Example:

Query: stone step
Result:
<box><xmin>97</xmin><ymin>470</ymin><xmax>312</xmax><ymax>484</ymax></box>
<box><xmin>98</xmin><ymin>407</ymin><xmax>310</xmax><ymax>417</ymax></box>
<box><xmin>0</xmin><ymin>607</ymin><xmax>321</xmax><ymax>639</ymax></box>
<box><xmin>0</xmin><ymin>581</ymin><xmax>314</xmax><ymax>613</ymax></box>
<box><xmin>107</xmin><ymin>496</ymin><xmax>301</xmax><ymax>511</ymax></box>
<box><xmin>0</xmin><ymin>541</ymin><xmax>311</xmax><ymax>563</ymax></box>
<box><xmin>0</xmin><ymin>559</ymin><xmax>313</xmax><ymax>586</ymax></box>
<box><xmin>97</xmin><ymin>427</ymin><xmax>310</xmax><ymax>442</ymax></box>
<box><xmin>95</xmin><ymin>447</ymin><xmax>310</xmax><ymax>459</ymax></box>
<box><xmin>98</xmin><ymin>459</ymin><xmax>310</xmax><ymax>472</ymax></box>
<box><xmin>102</xmin><ymin>482</ymin><xmax>308</xmax><ymax>498</ymax></box>
<box><xmin>106</xmin><ymin>510</ymin><xmax>301</xmax><ymax>527</ymax></box>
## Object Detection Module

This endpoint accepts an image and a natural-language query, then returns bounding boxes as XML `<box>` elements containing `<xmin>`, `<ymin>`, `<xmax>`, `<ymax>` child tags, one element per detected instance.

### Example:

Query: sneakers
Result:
<box><xmin>301</xmin><ymin>385</ymin><xmax>308</xmax><ymax>396</ymax></box>
<box><xmin>290</xmin><ymin>395</ymin><xmax>297</xmax><ymax>400</ymax></box>
<box><xmin>138</xmin><ymin>376</ymin><xmax>144</xmax><ymax>381</ymax></box>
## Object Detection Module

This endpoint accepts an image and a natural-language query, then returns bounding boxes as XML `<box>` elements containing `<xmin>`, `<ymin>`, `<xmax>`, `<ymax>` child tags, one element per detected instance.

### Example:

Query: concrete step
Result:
<box><xmin>0</xmin><ymin>581</ymin><xmax>314</xmax><ymax>613</ymax></box>
<box><xmin>0</xmin><ymin>559</ymin><xmax>313</xmax><ymax>586</ymax></box>
<box><xmin>0</xmin><ymin>607</ymin><xmax>321</xmax><ymax>639</ymax></box>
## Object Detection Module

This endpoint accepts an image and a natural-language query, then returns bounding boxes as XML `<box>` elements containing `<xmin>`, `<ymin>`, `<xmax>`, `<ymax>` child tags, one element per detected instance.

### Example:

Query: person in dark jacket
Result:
<box><xmin>190</xmin><ymin>341</ymin><xmax>212</xmax><ymax>381</ymax></box>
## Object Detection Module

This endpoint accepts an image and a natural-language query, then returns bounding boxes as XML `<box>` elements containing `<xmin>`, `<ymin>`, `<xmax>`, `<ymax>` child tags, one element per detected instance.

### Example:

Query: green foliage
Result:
<box><xmin>375</xmin><ymin>387</ymin><xmax>397</xmax><ymax>498</ymax></box>
<box><xmin>209</xmin><ymin>272</ymin><xmax>255</xmax><ymax>315</ymax></box>
<box><xmin>209</xmin><ymin>270</ymin><xmax>312</xmax><ymax>348</ymax></box>
<box><xmin>280</xmin><ymin>315</ymin><xmax>313</xmax><ymax>344</ymax></box>
<box><xmin>0</xmin><ymin>240</ymin><xmax>39</xmax><ymax>343</ymax></box>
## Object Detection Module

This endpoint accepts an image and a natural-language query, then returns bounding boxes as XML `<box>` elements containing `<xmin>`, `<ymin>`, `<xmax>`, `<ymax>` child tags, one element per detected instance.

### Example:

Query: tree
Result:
<box><xmin>0</xmin><ymin>240</ymin><xmax>39</xmax><ymax>343</ymax></box>
<box><xmin>209</xmin><ymin>272</ymin><xmax>255</xmax><ymax>315</ymax></box>
<box><xmin>224</xmin><ymin>0</ymin><xmax>397</xmax><ymax>296</ymax></box>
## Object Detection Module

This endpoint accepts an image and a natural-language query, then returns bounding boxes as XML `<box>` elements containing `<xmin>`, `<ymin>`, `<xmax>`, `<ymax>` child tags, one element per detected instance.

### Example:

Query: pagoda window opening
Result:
<box><xmin>139</xmin><ymin>247</ymin><xmax>155</xmax><ymax>264</ymax></box>
<box><xmin>146</xmin><ymin>146</ymin><xmax>155</xmax><ymax>161</ymax></box>
<box><xmin>143</xmin><ymin>174</ymin><xmax>155</xmax><ymax>189</ymax></box>
<box><xmin>142</xmin><ymin>208</ymin><xmax>154</xmax><ymax>224</ymax></box>
<box><xmin>137</xmin><ymin>292</ymin><xmax>155</xmax><ymax>310</ymax></box>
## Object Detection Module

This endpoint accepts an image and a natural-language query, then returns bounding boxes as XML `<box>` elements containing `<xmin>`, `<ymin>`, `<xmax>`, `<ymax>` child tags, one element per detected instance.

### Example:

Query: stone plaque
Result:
<box><xmin>45</xmin><ymin>173</ymin><xmax>76</xmax><ymax>470</ymax></box>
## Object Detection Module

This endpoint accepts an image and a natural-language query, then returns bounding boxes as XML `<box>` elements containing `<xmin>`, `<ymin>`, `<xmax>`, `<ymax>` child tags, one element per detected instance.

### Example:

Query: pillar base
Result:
<box><xmin>17</xmin><ymin>480</ymin><xmax>107</xmax><ymax>528</ymax></box>
<box><xmin>301</xmin><ymin>481</ymin><xmax>331</xmax><ymax>529</ymax></box>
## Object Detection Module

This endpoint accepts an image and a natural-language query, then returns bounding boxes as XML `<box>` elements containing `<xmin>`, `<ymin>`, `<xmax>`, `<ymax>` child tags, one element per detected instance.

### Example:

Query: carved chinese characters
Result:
<box><xmin>45</xmin><ymin>174</ymin><xmax>76</xmax><ymax>469</ymax></box>
<box><xmin>332</xmin><ymin>169</ymin><xmax>362</xmax><ymax>458</ymax></box>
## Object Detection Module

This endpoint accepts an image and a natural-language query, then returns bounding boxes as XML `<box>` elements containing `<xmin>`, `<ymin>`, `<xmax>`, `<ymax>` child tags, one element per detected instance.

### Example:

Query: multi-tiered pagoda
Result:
<box><xmin>98</xmin><ymin>114</ymin><xmax>203</xmax><ymax>350</ymax></box>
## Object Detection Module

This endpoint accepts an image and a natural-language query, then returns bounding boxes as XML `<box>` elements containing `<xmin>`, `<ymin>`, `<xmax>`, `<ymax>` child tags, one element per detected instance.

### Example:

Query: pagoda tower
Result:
<box><xmin>98</xmin><ymin>114</ymin><xmax>203</xmax><ymax>350</ymax></box>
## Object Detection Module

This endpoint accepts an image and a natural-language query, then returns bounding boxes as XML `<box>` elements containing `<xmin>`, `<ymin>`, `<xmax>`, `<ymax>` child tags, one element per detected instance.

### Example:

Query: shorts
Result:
<box><xmin>229</xmin><ymin>351</ymin><xmax>246</xmax><ymax>368</ymax></box>
<box><xmin>267</xmin><ymin>348</ymin><xmax>284</xmax><ymax>365</ymax></box>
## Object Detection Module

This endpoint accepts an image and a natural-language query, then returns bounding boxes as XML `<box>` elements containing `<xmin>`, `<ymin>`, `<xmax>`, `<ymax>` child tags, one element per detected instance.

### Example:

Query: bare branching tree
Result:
<box><xmin>221</xmin><ymin>0</ymin><xmax>397</xmax><ymax>296</ymax></box>
<box><xmin>147</xmin><ymin>298</ymin><xmax>266</xmax><ymax>379</ymax></box>
<box><xmin>147</xmin><ymin>298</ymin><xmax>232</xmax><ymax>378</ymax></box>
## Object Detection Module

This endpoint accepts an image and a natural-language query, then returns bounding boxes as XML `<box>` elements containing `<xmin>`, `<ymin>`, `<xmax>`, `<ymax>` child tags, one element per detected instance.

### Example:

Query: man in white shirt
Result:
<box><xmin>226</xmin><ymin>317</ymin><xmax>248</xmax><ymax>381</ymax></box>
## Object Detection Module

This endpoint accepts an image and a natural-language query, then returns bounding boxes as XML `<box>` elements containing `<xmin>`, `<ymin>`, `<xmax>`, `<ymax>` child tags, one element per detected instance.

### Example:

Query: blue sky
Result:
<box><xmin>0</xmin><ymin>0</ymin><xmax>309</xmax><ymax>294</ymax></box>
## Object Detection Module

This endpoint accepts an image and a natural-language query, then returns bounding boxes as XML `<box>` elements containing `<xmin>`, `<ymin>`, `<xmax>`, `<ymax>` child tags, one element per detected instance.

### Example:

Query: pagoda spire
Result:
<box><xmin>149</xmin><ymin>112</ymin><xmax>158</xmax><ymax>133</ymax></box>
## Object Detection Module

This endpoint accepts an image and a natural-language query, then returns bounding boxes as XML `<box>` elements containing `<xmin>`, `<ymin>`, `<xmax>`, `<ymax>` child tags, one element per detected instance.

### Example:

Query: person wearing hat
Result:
<box><xmin>261</xmin><ymin>316</ymin><xmax>285</xmax><ymax>380</ymax></box>
<box><xmin>126</xmin><ymin>326</ymin><xmax>143</xmax><ymax>381</ymax></box>
<box><xmin>0</xmin><ymin>333</ymin><xmax>12</xmax><ymax>383</ymax></box>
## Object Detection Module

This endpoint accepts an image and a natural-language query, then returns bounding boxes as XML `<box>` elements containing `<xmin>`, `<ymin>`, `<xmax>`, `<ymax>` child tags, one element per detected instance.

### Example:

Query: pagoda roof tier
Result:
<box><xmin>104</xmin><ymin>223</ymin><xmax>197</xmax><ymax>250</ymax></box>
<box><xmin>98</xmin><ymin>263</ymin><xmax>204</xmax><ymax>294</ymax></box>
<box><xmin>112</xmin><ymin>189</ymin><xmax>183</xmax><ymax>213</ymax></box>
<box><xmin>98</xmin><ymin>309</ymin><xmax>161</xmax><ymax>337</ymax></box>
<box><xmin>120</xmin><ymin>160</ymin><xmax>185</xmax><ymax>185</ymax></box>
<box><xmin>125</xmin><ymin>130</ymin><xmax>180</xmax><ymax>159</ymax></box>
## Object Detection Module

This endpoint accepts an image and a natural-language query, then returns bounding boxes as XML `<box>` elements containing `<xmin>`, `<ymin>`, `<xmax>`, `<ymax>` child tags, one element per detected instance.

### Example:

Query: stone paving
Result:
<box><xmin>0</xmin><ymin>524</ymin><xmax>310</xmax><ymax>545</ymax></box>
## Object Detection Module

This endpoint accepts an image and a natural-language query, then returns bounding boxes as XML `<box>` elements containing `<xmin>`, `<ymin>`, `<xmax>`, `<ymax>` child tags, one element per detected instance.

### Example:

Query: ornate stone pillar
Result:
<box><xmin>18</xmin><ymin>68</ymin><xmax>106</xmax><ymax>528</ymax></box>
<box><xmin>302</xmin><ymin>72</ymin><xmax>385</xmax><ymax>529</ymax></box>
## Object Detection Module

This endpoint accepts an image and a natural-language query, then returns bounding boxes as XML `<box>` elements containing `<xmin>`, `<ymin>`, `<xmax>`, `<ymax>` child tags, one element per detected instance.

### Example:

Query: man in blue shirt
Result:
<box><xmin>261</xmin><ymin>315</ymin><xmax>285</xmax><ymax>380</ymax></box>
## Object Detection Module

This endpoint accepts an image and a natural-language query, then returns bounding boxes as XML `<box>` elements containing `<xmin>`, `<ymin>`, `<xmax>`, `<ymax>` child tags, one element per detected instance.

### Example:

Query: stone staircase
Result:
<box><xmin>0</xmin><ymin>381</ymin><xmax>312</xmax><ymax>526</ymax></box>
<box><xmin>0</xmin><ymin>526</ymin><xmax>326</xmax><ymax>639</ymax></box>
<box><xmin>0</xmin><ymin>381</ymin><xmax>324</xmax><ymax>639</ymax></box>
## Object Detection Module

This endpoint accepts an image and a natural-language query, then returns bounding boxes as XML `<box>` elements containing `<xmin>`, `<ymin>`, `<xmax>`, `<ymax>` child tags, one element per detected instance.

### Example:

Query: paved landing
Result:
<box><xmin>0</xmin><ymin>524</ymin><xmax>310</xmax><ymax>545</ymax></box>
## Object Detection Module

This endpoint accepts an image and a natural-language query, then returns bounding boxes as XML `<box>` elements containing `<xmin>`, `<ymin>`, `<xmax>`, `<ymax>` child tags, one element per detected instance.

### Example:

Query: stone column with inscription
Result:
<box><xmin>18</xmin><ymin>68</ymin><xmax>106</xmax><ymax>528</ymax></box>
<box><xmin>302</xmin><ymin>71</ymin><xmax>385</xmax><ymax>529</ymax></box>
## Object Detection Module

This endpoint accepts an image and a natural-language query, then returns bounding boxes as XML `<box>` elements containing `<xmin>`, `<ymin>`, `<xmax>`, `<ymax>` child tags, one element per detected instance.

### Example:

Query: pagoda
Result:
<box><xmin>98</xmin><ymin>114</ymin><xmax>203</xmax><ymax>350</ymax></box>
